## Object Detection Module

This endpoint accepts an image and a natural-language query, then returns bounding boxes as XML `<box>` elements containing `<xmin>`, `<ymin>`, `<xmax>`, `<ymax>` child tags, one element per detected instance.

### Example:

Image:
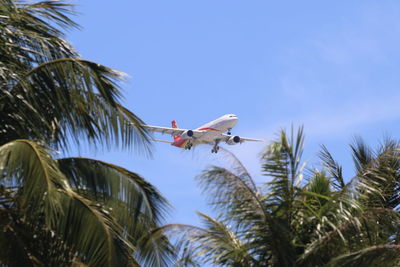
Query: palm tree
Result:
<box><xmin>0</xmin><ymin>1</ymin><xmax>173</xmax><ymax>266</ymax></box>
<box><xmin>168</xmin><ymin>127</ymin><xmax>400</xmax><ymax>266</ymax></box>
<box><xmin>0</xmin><ymin>0</ymin><xmax>149</xmax><ymax>150</ymax></box>
<box><xmin>302</xmin><ymin>138</ymin><xmax>400</xmax><ymax>266</ymax></box>
<box><xmin>0</xmin><ymin>140</ymin><xmax>174</xmax><ymax>266</ymax></box>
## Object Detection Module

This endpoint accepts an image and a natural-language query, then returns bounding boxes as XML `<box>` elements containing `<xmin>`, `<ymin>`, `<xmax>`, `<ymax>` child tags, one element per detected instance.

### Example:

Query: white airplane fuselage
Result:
<box><xmin>171</xmin><ymin>114</ymin><xmax>238</xmax><ymax>148</ymax></box>
<box><xmin>143</xmin><ymin>113</ymin><xmax>264</xmax><ymax>153</ymax></box>
<box><xmin>194</xmin><ymin>114</ymin><xmax>238</xmax><ymax>142</ymax></box>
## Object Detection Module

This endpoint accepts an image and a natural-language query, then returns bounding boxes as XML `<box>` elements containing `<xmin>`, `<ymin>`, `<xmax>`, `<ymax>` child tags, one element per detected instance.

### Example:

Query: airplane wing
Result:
<box><xmin>152</xmin><ymin>139</ymin><xmax>174</xmax><ymax>144</ymax></box>
<box><xmin>221</xmin><ymin>134</ymin><xmax>265</xmax><ymax>143</ymax></box>
<box><xmin>142</xmin><ymin>125</ymin><xmax>205</xmax><ymax>138</ymax></box>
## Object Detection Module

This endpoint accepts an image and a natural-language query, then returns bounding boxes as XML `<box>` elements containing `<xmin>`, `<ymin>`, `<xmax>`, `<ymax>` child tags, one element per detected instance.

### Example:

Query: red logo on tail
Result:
<box><xmin>171</xmin><ymin>120</ymin><xmax>180</xmax><ymax>142</ymax></box>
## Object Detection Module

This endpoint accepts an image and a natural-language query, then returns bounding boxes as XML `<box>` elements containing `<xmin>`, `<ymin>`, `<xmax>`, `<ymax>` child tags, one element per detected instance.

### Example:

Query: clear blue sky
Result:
<box><xmin>67</xmin><ymin>0</ymin><xmax>400</xmax><ymax>226</ymax></box>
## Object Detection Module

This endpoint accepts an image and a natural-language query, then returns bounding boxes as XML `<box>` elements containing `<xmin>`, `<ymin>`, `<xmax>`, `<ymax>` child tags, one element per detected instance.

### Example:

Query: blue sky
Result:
<box><xmin>67</xmin><ymin>1</ymin><xmax>400</xmax><ymax>226</ymax></box>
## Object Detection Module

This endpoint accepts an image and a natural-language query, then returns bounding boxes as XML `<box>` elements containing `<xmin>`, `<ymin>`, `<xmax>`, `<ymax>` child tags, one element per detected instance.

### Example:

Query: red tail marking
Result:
<box><xmin>171</xmin><ymin>120</ymin><xmax>180</xmax><ymax>142</ymax></box>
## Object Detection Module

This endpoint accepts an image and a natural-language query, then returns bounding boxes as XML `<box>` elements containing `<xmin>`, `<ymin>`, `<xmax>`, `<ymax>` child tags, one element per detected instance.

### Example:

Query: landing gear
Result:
<box><xmin>211</xmin><ymin>140</ymin><xmax>220</xmax><ymax>153</ymax></box>
<box><xmin>211</xmin><ymin>146</ymin><xmax>220</xmax><ymax>153</ymax></box>
<box><xmin>185</xmin><ymin>141</ymin><xmax>193</xmax><ymax>150</ymax></box>
<box><xmin>227</xmin><ymin>128</ymin><xmax>232</xmax><ymax>135</ymax></box>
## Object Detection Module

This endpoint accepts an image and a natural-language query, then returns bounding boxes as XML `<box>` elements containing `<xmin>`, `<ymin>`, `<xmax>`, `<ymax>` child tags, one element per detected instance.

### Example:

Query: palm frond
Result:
<box><xmin>20</xmin><ymin>0</ymin><xmax>79</xmax><ymax>30</ymax></box>
<box><xmin>58</xmin><ymin>157</ymin><xmax>174</xmax><ymax>266</ymax></box>
<box><xmin>355</xmin><ymin>138</ymin><xmax>400</xmax><ymax>209</ymax></box>
<box><xmin>171</xmin><ymin>128</ymin><xmax>400</xmax><ymax>266</ymax></box>
<box><xmin>157</xmin><ymin>223</ymin><xmax>209</xmax><ymax>267</ymax></box>
<box><xmin>194</xmin><ymin>212</ymin><xmax>255</xmax><ymax>266</ymax></box>
<box><xmin>0</xmin><ymin>0</ymin><xmax>78</xmax><ymax>80</ymax></box>
<box><xmin>302</xmin><ymin>170</ymin><xmax>332</xmax><ymax>209</ymax></box>
<box><xmin>300</xmin><ymin>208</ymin><xmax>400</xmax><ymax>266</ymax></box>
<box><xmin>319</xmin><ymin>145</ymin><xmax>345</xmax><ymax>190</ymax></box>
<box><xmin>351</xmin><ymin>136</ymin><xmax>374</xmax><ymax>174</ymax></box>
<box><xmin>0</xmin><ymin>140</ymin><xmax>142</xmax><ymax>266</ymax></box>
<box><xmin>133</xmin><ymin>227</ymin><xmax>175</xmax><ymax>267</ymax></box>
<box><xmin>165</xmin><ymin>213</ymin><xmax>255</xmax><ymax>267</ymax></box>
<box><xmin>326</xmin><ymin>244</ymin><xmax>400</xmax><ymax>267</ymax></box>
<box><xmin>58</xmin><ymin>157</ymin><xmax>169</xmax><ymax>225</ymax></box>
<box><xmin>261</xmin><ymin>126</ymin><xmax>305</xmax><ymax>218</ymax></box>
<box><xmin>0</xmin><ymin>1</ymin><xmax>150</xmax><ymax>152</ymax></box>
<box><xmin>0</xmin><ymin>139</ymin><xmax>68</xmax><ymax>223</ymax></box>
<box><xmin>197</xmin><ymin>165</ymin><xmax>267</xmax><ymax>228</ymax></box>
<box><xmin>2</xmin><ymin>58</ymin><xmax>151</xmax><ymax>152</ymax></box>
<box><xmin>0</xmin><ymin>212</ymin><xmax>44</xmax><ymax>267</ymax></box>
<box><xmin>218</xmin><ymin>147</ymin><xmax>257</xmax><ymax>190</ymax></box>
<box><xmin>58</xmin><ymin>189</ymin><xmax>158</xmax><ymax>267</ymax></box>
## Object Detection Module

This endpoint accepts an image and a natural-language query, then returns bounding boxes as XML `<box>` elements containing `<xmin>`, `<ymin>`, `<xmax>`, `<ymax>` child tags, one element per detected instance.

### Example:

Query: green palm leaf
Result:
<box><xmin>162</xmin><ymin>214</ymin><xmax>255</xmax><ymax>267</ymax></box>
<box><xmin>0</xmin><ymin>140</ymin><xmax>139</xmax><ymax>266</ymax></box>
<box><xmin>0</xmin><ymin>139</ymin><xmax>67</xmax><ymax>222</ymax></box>
<box><xmin>1</xmin><ymin>1</ymin><xmax>170</xmax><ymax>265</ymax></box>
<box><xmin>326</xmin><ymin>244</ymin><xmax>400</xmax><ymax>267</ymax></box>
<box><xmin>300</xmin><ymin>208</ymin><xmax>400</xmax><ymax>266</ymax></box>
<box><xmin>261</xmin><ymin>126</ymin><xmax>305</xmax><ymax>216</ymax></box>
<box><xmin>0</xmin><ymin>0</ymin><xmax>78</xmax><ymax>80</ymax></box>
<box><xmin>58</xmin><ymin>157</ymin><xmax>175</xmax><ymax>266</ymax></box>
<box><xmin>1</xmin><ymin>1</ymin><xmax>150</xmax><ymax>153</ymax></box>
<box><xmin>197</xmin><ymin>148</ymin><xmax>266</xmax><ymax>227</ymax></box>
<box><xmin>319</xmin><ymin>145</ymin><xmax>345</xmax><ymax>190</ymax></box>
<box><xmin>58</xmin><ymin>157</ymin><xmax>168</xmax><ymax>225</ymax></box>
<box><xmin>355</xmin><ymin>137</ymin><xmax>400</xmax><ymax>209</ymax></box>
<box><xmin>2</xmin><ymin>58</ymin><xmax>151</xmax><ymax>152</ymax></box>
<box><xmin>192</xmin><ymin>212</ymin><xmax>255</xmax><ymax>266</ymax></box>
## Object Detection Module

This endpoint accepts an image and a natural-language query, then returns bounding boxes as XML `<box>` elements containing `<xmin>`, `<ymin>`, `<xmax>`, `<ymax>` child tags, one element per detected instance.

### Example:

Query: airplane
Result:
<box><xmin>142</xmin><ymin>114</ymin><xmax>264</xmax><ymax>153</ymax></box>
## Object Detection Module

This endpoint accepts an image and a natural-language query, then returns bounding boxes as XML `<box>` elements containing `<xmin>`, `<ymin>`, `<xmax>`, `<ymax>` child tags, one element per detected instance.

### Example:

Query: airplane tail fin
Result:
<box><xmin>171</xmin><ymin>120</ymin><xmax>178</xmax><ymax>129</ymax></box>
<box><xmin>171</xmin><ymin>120</ymin><xmax>180</xmax><ymax>142</ymax></box>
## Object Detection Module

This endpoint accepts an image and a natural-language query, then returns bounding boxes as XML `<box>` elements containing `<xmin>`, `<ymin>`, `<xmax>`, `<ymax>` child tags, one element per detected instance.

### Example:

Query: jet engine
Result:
<box><xmin>181</xmin><ymin>130</ymin><xmax>194</xmax><ymax>139</ymax></box>
<box><xmin>226</xmin><ymin>135</ymin><xmax>240</xmax><ymax>145</ymax></box>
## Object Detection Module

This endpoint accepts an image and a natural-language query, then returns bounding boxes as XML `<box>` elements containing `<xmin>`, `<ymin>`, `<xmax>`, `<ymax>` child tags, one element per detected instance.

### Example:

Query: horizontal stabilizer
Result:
<box><xmin>152</xmin><ymin>139</ymin><xmax>174</xmax><ymax>144</ymax></box>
